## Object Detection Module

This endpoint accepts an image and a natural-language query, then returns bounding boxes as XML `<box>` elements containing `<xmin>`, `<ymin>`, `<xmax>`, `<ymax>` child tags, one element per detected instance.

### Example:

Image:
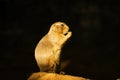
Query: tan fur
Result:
<box><xmin>28</xmin><ymin>72</ymin><xmax>89</xmax><ymax>80</ymax></box>
<box><xmin>35</xmin><ymin>22</ymin><xmax>72</xmax><ymax>72</ymax></box>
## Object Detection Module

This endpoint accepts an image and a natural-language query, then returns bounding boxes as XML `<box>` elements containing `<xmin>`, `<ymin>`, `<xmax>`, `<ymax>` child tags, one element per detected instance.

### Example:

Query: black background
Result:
<box><xmin>0</xmin><ymin>0</ymin><xmax>120</xmax><ymax>80</ymax></box>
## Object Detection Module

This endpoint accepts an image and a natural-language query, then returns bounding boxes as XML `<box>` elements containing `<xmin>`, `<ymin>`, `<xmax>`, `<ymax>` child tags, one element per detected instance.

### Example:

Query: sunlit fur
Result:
<box><xmin>35</xmin><ymin>22</ymin><xmax>72</xmax><ymax>72</ymax></box>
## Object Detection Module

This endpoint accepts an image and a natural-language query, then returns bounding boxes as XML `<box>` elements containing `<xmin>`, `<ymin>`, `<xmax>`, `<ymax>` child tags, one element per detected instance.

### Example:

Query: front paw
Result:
<box><xmin>66</xmin><ymin>31</ymin><xmax>72</xmax><ymax>38</ymax></box>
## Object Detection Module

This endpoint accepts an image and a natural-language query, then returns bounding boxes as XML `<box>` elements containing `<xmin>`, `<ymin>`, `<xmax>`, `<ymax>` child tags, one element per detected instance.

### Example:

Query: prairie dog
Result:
<box><xmin>35</xmin><ymin>22</ymin><xmax>72</xmax><ymax>72</ymax></box>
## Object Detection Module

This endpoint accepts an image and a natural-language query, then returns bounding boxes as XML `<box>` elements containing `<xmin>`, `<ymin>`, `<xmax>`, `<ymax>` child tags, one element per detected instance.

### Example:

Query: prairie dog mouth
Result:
<box><xmin>64</xmin><ymin>30</ymin><xmax>70</xmax><ymax>36</ymax></box>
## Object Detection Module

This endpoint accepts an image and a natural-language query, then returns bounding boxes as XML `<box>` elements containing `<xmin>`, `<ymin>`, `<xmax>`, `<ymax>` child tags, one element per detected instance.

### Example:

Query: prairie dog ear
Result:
<box><xmin>49</xmin><ymin>24</ymin><xmax>57</xmax><ymax>32</ymax></box>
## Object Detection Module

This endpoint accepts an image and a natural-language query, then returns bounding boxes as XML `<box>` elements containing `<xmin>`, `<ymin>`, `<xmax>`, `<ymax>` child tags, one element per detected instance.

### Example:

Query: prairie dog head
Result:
<box><xmin>48</xmin><ymin>22</ymin><xmax>70</xmax><ymax>36</ymax></box>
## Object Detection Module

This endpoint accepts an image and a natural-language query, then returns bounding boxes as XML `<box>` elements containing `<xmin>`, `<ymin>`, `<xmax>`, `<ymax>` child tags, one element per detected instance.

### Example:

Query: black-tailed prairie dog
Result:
<box><xmin>35</xmin><ymin>22</ymin><xmax>72</xmax><ymax>73</ymax></box>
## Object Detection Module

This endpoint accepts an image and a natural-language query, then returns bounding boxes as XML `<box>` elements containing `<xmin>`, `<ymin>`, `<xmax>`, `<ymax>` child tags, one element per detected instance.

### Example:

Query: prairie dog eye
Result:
<box><xmin>60</xmin><ymin>23</ymin><xmax>64</xmax><ymax>26</ymax></box>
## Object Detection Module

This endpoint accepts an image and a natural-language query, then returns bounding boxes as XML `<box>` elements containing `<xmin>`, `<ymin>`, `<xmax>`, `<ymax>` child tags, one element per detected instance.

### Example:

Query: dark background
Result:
<box><xmin>0</xmin><ymin>0</ymin><xmax>120</xmax><ymax>80</ymax></box>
